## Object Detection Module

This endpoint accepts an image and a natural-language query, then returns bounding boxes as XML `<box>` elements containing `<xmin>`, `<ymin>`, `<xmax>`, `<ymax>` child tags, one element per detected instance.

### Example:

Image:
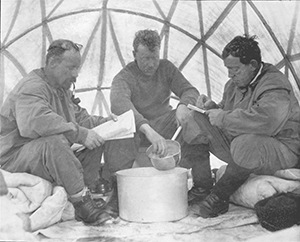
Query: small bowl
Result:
<box><xmin>146</xmin><ymin>140</ymin><xmax>181</xmax><ymax>170</ymax></box>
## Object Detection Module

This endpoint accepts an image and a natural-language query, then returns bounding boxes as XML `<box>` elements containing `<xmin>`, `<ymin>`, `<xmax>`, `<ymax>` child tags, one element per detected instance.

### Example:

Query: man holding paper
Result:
<box><xmin>0</xmin><ymin>39</ymin><xmax>119</xmax><ymax>226</ymax></box>
<box><xmin>188</xmin><ymin>35</ymin><xmax>300</xmax><ymax>218</ymax></box>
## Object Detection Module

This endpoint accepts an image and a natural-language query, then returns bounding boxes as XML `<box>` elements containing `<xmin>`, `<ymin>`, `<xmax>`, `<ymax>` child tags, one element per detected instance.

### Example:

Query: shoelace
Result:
<box><xmin>82</xmin><ymin>190</ymin><xmax>98</xmax><ymax>208</ymax></box>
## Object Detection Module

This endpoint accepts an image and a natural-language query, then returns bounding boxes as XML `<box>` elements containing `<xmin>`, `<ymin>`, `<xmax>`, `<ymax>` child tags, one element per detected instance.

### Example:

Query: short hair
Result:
<box><xmin>45</xmin><ymin>39</ymin><xmax>82</xmax><ymax>65</ymax></box>
<box><xmin>222</xmin><ymin>35</ymin><xmax>261</xmax><ymax>65</ymax></box>
<box><xmin>133</xmin><ymin>29</ymin><xmax>161</xmax><ymax>52</ymax></box>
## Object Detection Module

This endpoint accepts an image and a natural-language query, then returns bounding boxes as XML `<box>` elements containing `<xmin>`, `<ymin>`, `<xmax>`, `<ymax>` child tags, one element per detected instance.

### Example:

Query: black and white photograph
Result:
<box><xmin>0</xmin><ymin>0</ymin><xmax>300</xmax><ymax>241</ymax></box>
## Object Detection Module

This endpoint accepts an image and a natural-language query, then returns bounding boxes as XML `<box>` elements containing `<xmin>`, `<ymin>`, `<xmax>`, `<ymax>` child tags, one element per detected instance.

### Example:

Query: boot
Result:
<box><xmin>90</xmin><ymin>165</ymin><xmax>112</xmax><ymax>196</ymax></box>
<box><xmin>192</xmin><ymin>162</ymin><xmax>253</xmax><ymax>218</ymax></box>
<box><xmin>103</xmin><ymin>177</ymin><xmax>119</xmax><ymax>218</ymax></box>
<box><xmin>182</xmin><ymin>143</ymin><xmax>213</xmax><ymax>205</ymax></box>
<box><xmin>72</xmin><ymin>189</ymin><xmax>111</xmax><ymax>225</ymax></box>
<box><xmin>191</xmin><ymin>191</ymin><xmax>229</xmax><ymax>218</ymax></box>
<box><xmin>213</xmin><ymin>162</ymin><xmax>253</xmax><ymax>200</ymax></box>
<box><xmin>188</xmin><ymin>186</ymin><xmax>211</xmax><ymax>205</ymax></box>
<box><xmin>89</xmin><ymin>165</ymin><xmax>112</xmax><ymax>208</ymax></box>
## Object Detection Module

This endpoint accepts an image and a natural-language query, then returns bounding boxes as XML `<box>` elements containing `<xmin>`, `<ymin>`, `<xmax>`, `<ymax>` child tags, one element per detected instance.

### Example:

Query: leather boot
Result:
<box><xmin>188</xmin><ymin>186</ymin><xmax>211</xmax><ymax>205</ymax></box>
<box><xmin>72</xmin><ymin>189</ymin><xmax>112</xmax><ymax>225</ymax></box>
<box><xmin>213</xmin><ymin>162</ymin><xmax>253</xmax><ymax>200</ymax></box>
<box><xmin>182</xmin><ymin>143</ymin><xmax>213</xmax><ymax>205</ymax></box>
<box><xmin>191</xmin><ymin>192</ymin><xmax>229</xmax><ymax>218</ymax></box>
<box><xmin>192</xmin><ymin>162</ymin><xmax>253</xmax><ymax>218</ymax></box>
<box><xmin>89</xmin><ymin>165</ymin><xmax>112</xmax><ymax>208</ymax></box>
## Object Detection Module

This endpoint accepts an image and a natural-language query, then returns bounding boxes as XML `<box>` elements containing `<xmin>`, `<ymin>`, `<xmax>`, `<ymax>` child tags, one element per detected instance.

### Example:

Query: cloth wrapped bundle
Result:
<box><xmin>0</xmin><ymin>169</ymin><xmax>74</xmax><ymax>234</ymax></box>
<box><xmin>216</xmin><ymin>166</ymin><xmax>300</xmax><ymax>208</ymax></box>
<box><xmin>216</xmin><ymin>166</ymin><xmax>300</xmax><ymax>231</ymax></box>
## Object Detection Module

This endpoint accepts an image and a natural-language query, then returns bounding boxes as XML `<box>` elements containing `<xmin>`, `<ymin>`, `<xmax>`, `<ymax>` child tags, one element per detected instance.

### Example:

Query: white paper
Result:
<box><xmin>72</xmin><ymin>109</ymin><xmax>135</xmax><ymax>152</ymax></box>
<box><xmin>187</xmin><ymin>104</ymin><xmax>206</xmax><ymax>114</ymax></box>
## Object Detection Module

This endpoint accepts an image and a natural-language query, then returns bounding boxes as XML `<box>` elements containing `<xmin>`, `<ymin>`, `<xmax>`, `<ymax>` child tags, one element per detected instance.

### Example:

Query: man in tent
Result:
<box><xmin>189</xmin><ymin>35</ymin><xmax>300</xmax><ymax>218</ymax></box>
<box><xmin>106</xmin><ymin>29</ymin><xmax>209</xmax><ymax>201</ymax></box>
<box><xmin>0</xmin><ymin>39</ymin><xmax>118</xmax><ymax>225</ymax></box>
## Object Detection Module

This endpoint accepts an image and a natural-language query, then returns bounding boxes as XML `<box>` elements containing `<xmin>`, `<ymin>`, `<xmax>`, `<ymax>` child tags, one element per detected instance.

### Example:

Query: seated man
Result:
<box><xmin>105</xmin><ymin>29</ymin><xmax>209</xmax><ymax>198</ymax></box>
<box><xmin>0</xmin><ymin>39</ymin><xmax>119</xmax><ymax>225</ymax></box>
<box><xmin>189</xmin><ymin>35</ymin><xmax>300</xmax><ymax>218</ymax></box>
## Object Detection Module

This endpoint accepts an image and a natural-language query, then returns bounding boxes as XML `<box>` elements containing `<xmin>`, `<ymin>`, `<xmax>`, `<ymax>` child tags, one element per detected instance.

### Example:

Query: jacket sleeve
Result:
<box><xmin>110</xmin><ymin>72</ymin><xmax>149</xmax><ymax>130</ymax></box>
<box><xmin>73</xmin><ymin>103</ymin><xmax>107</xmax><ymax>129</ymax></box>
<box><xmin>15</xmin><ymin>83</ymin><xmax>88</xmax><ymax>144</ymax></box>
<box><xmin>215</xmin><ymin>88</ymin><xmax>291</xmax><ymax>137</ymax></box>
<box><xmin>167</xmin><ymin>62</ymin><xmax>199</xmax><ymax>106</ymax></box>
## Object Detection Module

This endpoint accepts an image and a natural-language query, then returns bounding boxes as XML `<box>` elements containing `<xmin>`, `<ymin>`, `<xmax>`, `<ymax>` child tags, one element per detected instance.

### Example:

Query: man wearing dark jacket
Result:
<box><xmin>189</xmin><ymin>35</ymin><xmax>300</xmax><ymax>218</ymax></box>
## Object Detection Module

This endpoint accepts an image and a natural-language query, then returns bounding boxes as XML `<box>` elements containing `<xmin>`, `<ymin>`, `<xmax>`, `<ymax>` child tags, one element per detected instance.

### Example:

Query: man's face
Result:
<box><xmin>134</xmin><ymin>44</ymin><xmax>160</xmax><ymax>76</ymax></box>
<box><xmin>51</xmin><ymin>50</ymin><xmax>81</xmax><ymax>90</ymax></box>
<box><xmin>223</xmin><ymin>55</ymin><xmax>256</xmax><ymax>88</ymax></box>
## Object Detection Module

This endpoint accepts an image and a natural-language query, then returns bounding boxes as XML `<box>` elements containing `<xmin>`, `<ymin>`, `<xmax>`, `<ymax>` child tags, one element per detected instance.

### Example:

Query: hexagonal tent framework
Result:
<box><xmin>1</xmin><ymin>0</ymin><xmax>300</xmax><ymax>116</ymax></box>
<box><xmin>1</xmin><ymin>1</ymin><xmax>300</xmax><ymax>240</ymax></box>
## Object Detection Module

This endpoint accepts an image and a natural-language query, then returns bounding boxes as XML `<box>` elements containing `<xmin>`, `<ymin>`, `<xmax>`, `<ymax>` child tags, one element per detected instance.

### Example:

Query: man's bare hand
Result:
<box><xmin>106</xmin><ymin>113</ymin><xmax>118</xmax><ymax>122</ymax></box>
<box><xmin>197</xmin><ymin>94</ymin><xmax>218</xmax><ymax>110</ymax></box>
<box><xmin>84</xmin><ymin>129</ymin><xmax>105</xmax><ymax>150</ymax></box>
<box><xmin>205</xmin><ymin>109</ymin><xmax>223</xmax><ymax>125</ymax></box>
<box><xmin>140</xmin><ymin>124</ymin><xmax>168</xmax><ymax>157</ymax></box>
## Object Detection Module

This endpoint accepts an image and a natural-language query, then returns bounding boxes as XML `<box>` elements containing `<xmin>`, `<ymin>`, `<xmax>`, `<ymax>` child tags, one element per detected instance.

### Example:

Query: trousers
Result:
<box><xmin>1</xmin><ymin>134</ymin><xmax>104</xmax><ymax>196</ymax></box>
<box><xmin>104</xmin><ymin>110</ymin><xmax>208</xmax><ymax>179</ymax></box>
<box><xmin>188</xmin><ymin>111</ymin><xmax>299</xmax><ymax>189</ymax></box>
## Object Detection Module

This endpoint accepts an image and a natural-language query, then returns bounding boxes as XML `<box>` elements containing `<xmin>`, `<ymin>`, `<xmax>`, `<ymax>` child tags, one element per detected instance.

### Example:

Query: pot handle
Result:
<box><xmin>171</xmin><ymin>126</ymin><xmax>182</xmax><ymax>140</ymax></box>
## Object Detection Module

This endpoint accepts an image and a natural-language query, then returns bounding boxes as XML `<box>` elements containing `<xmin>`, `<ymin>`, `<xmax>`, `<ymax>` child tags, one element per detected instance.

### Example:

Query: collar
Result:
<box><xmin>249</xmin><ymin>63</ymin><xmax>263</xmax><ymax>86</ymax></box>
<box><xmin>239</xmin><ymin>63</ymin><xmax>263</xmax><ymax>94</ymax></box>
<box><xmin>37</xmin><ymin>68</ymin><xmax>67</xmax><ymax>99</ymax></box>
<box><xmin>39</xmin><ymin>68</ymin><xmax>55</xmax><ymax>88</ymax></box>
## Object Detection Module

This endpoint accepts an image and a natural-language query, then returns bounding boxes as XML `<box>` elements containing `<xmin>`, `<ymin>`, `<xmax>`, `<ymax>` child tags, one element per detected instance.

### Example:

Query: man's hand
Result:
<box><xmin>176</xmin><ymin>104</ymin><xmax>192</xmax><ymax>125</ymax></box>
<box><xmin>140</xmin><ymin>124</ymin><xmax>167</xmax><ymax>157</ymax></box>
<box><xmin>205</xmin><ymin>109</ymin><xmax>223</xmax><ymax>125</ymax></box>
<box><xmin>106</xmin><ymin>113</ymin><xmax>118</xmax><ymax>122</ymax></box>
<box><xmin>83</xmin><ymin>129</ymin><xmax>105</xmax><ymax>150</ymax></box>
<box><xmin>197</xmin><ymin>94</ymin><xmax>218</xmax><ymax>110</ymax></box>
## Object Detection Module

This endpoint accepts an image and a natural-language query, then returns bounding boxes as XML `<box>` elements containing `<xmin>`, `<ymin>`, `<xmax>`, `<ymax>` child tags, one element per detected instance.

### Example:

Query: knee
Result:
<box><xmin>231</xmin><ymin>134</ymin><xmax>258</xmax><ymax>151</ymax></box>
<box><xmin>230</xmin><ymin>134</ymin><xmax>262</xmax><ymax>169</ymax></box>
<box><xmin>39</xmin><ymin>135</ymin><xmax>70</xmax><ymax>150</ymax></box>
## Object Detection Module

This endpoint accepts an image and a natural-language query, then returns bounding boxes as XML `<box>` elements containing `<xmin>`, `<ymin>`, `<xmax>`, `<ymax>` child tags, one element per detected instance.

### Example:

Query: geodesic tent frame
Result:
<box><xmin>1</xmin><ymin>0</ymin><xmax>300</xmax><ymax>115</ymax></box>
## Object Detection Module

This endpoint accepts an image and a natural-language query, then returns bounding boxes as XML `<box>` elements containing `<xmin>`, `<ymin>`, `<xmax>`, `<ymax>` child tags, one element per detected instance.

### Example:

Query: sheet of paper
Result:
<box><xmin>187</xmin><ymin>104</ymin><xmax>206</xmax><ymax>114</ymax></box>
<box><xmin>72</xmin><ymin>109</ymin><xmax>135</xmax><ymax>152</ymax></box>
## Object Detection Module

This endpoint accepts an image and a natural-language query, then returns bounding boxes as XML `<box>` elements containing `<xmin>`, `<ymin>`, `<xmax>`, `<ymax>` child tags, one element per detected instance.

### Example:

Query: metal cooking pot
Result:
<box><xmin>116</xmin><ymin>167</ymin><xmax>188</xmax><ymax>223</ymax></box>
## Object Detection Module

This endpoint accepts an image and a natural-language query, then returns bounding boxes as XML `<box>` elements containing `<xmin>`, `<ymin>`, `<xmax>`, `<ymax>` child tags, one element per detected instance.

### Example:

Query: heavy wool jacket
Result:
<box><xmin>110</xmin><ymin>59</ymin><xmax>199</xmax><ymax>130</ymax></box>
<box><xmin>215</xmin><ymin>63</ymin><xmax>300</xmax><ymax>156</ymax></box>
<box><xmin>0</xmin><ymin>68</ymin><xmax>105</xmax><ymax>164</ymax></box>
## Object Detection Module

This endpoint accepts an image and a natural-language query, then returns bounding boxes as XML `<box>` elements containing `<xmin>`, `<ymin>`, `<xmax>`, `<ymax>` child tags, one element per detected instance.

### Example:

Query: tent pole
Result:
<box><xmin>241</xmin><ymin>0</ymin><xmax>249</xmax><ymax>36</ymax></box>
<box><xmin>285</xmin><ymin>0</ymin><xmax>299</xmax><ymax>80</ymax></box>
<box><xmin>2</xmin><ymin>0</ymin><xmax>21</xmax><ymax>45</ymax></box>
<box><xmin>179</xmin><ymin>0</ymin><xmax>237</xmax><ymax>71</ymax></box>
<box><xmin>156</xmin><ymin>0</ymin><xmax>178</xmax><ymax>59</ymax></box>
<box><xmin>197</xmin><ymin>0</ymin><xmax>211</xmax><ymax>98</ymax></box>
<box><xmin>0</xmin><ymin>53</ymin><xmax>4</xmax><ymax>106</ymax></box>
<box><xmin>108</xmin><ymin>12</ymin><xmax>125</xmax><ymax>67</ymax></box>
<box><xmin>248</xmin><ymin>0</ymin><xmax>300</xmax><ymax>89</ymax></box>
<box><xmin>40</xmin><ymin>0</ymin><xmax>47</xmax><ymax>66</ymax></box>
<box><xmin>95</xmin><ymin>0</ymin><xmax>109</xmax><ymax>116</ymax></box>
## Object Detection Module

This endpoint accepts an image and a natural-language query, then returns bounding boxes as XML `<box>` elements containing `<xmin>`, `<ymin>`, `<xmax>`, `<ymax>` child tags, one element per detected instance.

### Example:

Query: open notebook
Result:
<box><xmin>72</xmin><ymin>109</ymin><xmax>135</xmax><ymax>152</ymax></box>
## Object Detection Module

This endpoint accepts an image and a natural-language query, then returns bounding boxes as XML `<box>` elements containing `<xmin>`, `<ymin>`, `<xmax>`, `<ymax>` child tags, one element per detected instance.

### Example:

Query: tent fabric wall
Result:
<box><xmin>1</xmin><ymin>0</ymin><xmax>300</xmax><ymax>116</ymax></box>
<box><xmin>1</xmin><ymin>1</ymin><xmax>300</xmax><ymax>240</ymax></box>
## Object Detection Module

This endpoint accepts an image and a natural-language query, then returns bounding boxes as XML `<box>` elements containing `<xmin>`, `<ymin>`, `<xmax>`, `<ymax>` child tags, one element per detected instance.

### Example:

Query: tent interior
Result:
<box><xmin>1</xmin><ymin>0</ymin><xmax>300</xmax><ymax>241</ymax></box>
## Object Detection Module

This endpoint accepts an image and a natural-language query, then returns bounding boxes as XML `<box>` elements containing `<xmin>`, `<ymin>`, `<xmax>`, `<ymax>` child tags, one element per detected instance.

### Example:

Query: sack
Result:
<box><xmin>254</xmin><ymin>192</ymin><xmax>300</xmax><ymax>231</ymax></box>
